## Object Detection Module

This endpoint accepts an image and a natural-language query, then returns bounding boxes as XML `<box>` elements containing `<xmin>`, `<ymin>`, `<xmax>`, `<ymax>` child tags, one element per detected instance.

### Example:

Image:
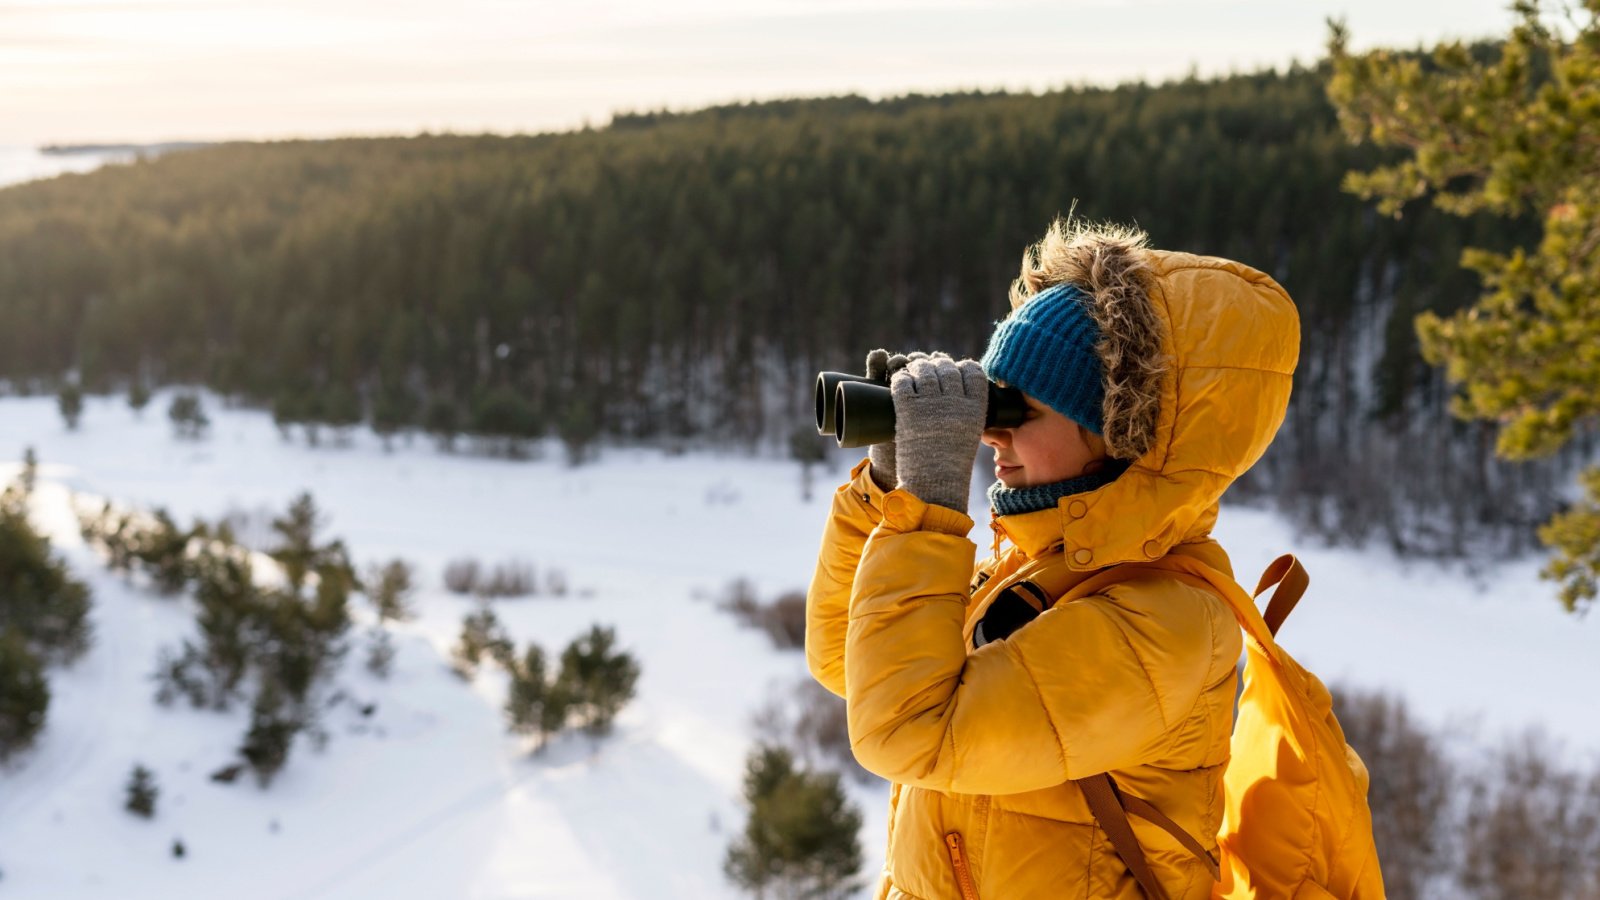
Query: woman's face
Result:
<box><xmin>981</xmin><ymin>389</ymin><xmax>1108</xmax><ymax>489</ymax></box>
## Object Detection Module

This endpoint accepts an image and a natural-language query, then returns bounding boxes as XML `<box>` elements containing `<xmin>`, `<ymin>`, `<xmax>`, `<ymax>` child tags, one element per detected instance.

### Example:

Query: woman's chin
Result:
<box><xmin>995</xmin><ymin>465</ymin><xmax>1024</xmax><ymax>487</ymax></box>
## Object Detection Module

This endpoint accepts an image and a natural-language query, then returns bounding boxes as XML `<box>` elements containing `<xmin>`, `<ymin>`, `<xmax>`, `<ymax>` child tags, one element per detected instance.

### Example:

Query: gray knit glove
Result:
<box><xmin>891</xmin><ymin>357</ymin><xmax>989</xmax><ymax>513</ymax></box>
<box><xmin>865</xmin><ymin>349</ymin><xmax>948</xmax><ymax>490</ymax></box>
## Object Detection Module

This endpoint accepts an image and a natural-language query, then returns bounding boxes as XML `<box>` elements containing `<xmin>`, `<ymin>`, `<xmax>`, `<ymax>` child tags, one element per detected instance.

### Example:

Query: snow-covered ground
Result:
<box><xmin>0</xmin><ymin>147</ymin><xmax>131</xmax><ymax>189</ymax></box>
<box><xmin>0</xmin><ymin>392</ymin><xmax>1595</xmax><ymax>899</ymax></box>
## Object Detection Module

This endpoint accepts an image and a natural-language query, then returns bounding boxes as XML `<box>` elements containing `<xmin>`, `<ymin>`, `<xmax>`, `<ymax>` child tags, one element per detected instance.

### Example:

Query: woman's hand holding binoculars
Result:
<box><xmin>863</xmin><ymin>349</ymin><xmax>949</xmax><ymax>490</ymax></box>
<box><xmin>890</xmin><ymin>356</ymin><xmax>990</xmax><ymax>513</ymax></box>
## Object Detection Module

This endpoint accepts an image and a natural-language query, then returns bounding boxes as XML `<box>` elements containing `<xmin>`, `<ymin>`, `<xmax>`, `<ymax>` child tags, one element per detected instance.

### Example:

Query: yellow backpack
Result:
<box><xmin>1025</xmin><ymin>552</ymin><xmax>1386</xmax><ymax>899</ymax></box>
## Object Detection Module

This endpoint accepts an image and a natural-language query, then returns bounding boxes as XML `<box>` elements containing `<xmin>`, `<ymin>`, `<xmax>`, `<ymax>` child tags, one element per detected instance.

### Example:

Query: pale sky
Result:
<box><xmin>1</xmin><ymin>0</ymin><xmax>1522</xmax><ymax>146</ymax></box>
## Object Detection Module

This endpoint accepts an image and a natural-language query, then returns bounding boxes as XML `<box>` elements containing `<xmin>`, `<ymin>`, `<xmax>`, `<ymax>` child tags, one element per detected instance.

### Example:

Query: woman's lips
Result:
<box><xmin>995</xmin><ymin>463</ymin><xmax>1020</xmax><ymax>478</ymax></box>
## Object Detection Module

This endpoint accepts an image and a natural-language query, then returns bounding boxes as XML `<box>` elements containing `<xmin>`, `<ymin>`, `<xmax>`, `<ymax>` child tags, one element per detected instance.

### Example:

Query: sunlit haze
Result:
<box><xmin>2</xmin><ymin>0</ymin><xmax>1522</xmax><ymax>145</ymax></box>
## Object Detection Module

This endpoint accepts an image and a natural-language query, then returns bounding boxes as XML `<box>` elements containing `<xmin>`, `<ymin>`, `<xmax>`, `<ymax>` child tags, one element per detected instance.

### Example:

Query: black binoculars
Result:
<box><xmin>814</xmin><ymin>369</ymin><xmax>1028</xmax><ymax>448</ymax></box>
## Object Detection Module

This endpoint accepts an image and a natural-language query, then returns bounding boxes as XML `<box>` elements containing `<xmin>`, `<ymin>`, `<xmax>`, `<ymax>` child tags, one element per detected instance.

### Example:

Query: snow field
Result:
<box><xmin>0</xmin><ymin>391</ymin><xmax>1595</xmax><ymax>898</ymax></box>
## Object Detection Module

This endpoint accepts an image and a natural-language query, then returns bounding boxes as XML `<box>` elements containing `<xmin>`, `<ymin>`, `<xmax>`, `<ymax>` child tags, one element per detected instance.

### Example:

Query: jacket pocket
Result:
<box><xmin>944</xmin><ymin>832</ymin><xmax>979</xmax><ymax>900</ymax></box>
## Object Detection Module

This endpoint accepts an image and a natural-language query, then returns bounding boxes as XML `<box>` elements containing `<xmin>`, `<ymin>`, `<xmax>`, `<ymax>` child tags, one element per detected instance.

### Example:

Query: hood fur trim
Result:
<box><xmin>1009</xmin><ymin>219</ymin><xmax>1167</xmax><ymax>461</ymax></box>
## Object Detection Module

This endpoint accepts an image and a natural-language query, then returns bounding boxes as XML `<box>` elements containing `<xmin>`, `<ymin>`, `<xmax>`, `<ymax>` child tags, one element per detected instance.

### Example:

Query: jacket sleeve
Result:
<box><xmin>804</xmin><ymin>457</ymin><xmax>890</xmax><ymax>698</ymax></box>
<box><xmin>844</xmin><ymin>489</ymin><xmax>1230</xmax><ymax>795</ymax></box>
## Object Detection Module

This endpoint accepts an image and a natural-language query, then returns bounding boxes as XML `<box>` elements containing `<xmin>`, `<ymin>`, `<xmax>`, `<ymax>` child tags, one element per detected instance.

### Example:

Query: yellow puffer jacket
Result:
<box><xmin>806</xmin><ymin>246</ymin><xmax>1299</xmax><ymax>899</ymax></box>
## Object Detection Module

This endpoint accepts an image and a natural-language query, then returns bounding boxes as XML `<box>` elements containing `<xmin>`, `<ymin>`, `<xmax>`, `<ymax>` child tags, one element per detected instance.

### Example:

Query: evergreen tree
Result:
<box><xmin>557</xmin><ymin>624</ymin><xmax>639</xmax><ymax>735</ymax></box>
<box><xmin>133</xmin><ymin>509</ymin><xmax>194</xmax><ymax>595</ymax></box>
<box><xmin>0</xmin><ymin>483</ymin><xmax>93</xmax><ymax>665</ymax></box>
<box><xmin>19</xmin><ymin>447</ymin><xmax>36</xmax><ymax>495</ymax></box>
<box><xmin>370</xmin><ymin>387</ymin><xmax>416</xmax><ymax>451</ymax></box>
<box><xmin>422</xmin><ymin>395</ymin><xmax>462</xmax><ymax>452</ymax></box>
<box><xmin>451</xmin><ymin>607</ymin><xmax>511</xmax><ymax>677</ymax></box>
<box><xmin>239</xmin><ymin>683</ymin><xmax>299</xmax><ymax>787</ymax></box>
<box><xmin>167</xmin><ymin>392</ymin><xmax>209</xmax><ymax>439</ymax></box>
<box><xmin>1329</xmin><ymin>2</ymin><xmax>1600</xmax><ymax>610</ymax></box>
<box><xmin>365</xmin><ymin>558</ymin><xmax>416</xmax><ymax>623</ymax></box>
<box><xmin>321</xmin><ymin>384</ymin><xmax>363</xmax><ymax>442</ymax></box>
<box><xmin>189</xmin><ymin>550</ymin><xmax>260</xmax><ymax>708</ymax></box>
<box><xmin>789</xmin><ymin>425</ymin><xmax>827</xmax><ymax>502</ymax></box>
<box><xmin>0</xmin><ymin>629</ymin><xmax>50</xmax><ymax>762</ymax></box>
<box><xmin>268</xmin><ymin>492</ymin><xmax>353</xmax><ymax>599</ymax></box>
<box><xmin>271</xmin><ymin>391</ymin><xmax>305</xmax><ymax>442</ymax></box>
<box><xmin>125</xmin><ymin>763</ymin><xmax>159</xmax><ymax>818</ymax></box>
<box><xmin>505</xmin><ymin>643</ymin><xmax>553</xmax><ymax>743</ymax></box>
<box><xmin>57</xmin><ymin>381</ymin><xmax>83</xmax><ymax>430</ymax></box>
<box><xmin>127</xmin><ymin>377</ymin><xmax>151</xmax><ymax>415</ymax></box>
<box><xmin>724</xmin><ymin>744</ymin><xmax>863</xmax><ymax>899</ymax></box>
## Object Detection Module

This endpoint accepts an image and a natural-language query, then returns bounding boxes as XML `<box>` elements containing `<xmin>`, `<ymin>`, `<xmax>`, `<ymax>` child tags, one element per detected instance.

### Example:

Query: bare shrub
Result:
<box><xmin>1331</xmin><ymin>685</ymin><xmax>1457</xmax><ymax>900</ymax></box>
<box><xmin>442</xmin><ymin>557</ymin><xmax>481</xmax><ymax>595</ymax></box>
<box><xmin>754</xmin><ymin>678</ymin><xmax>875</xmax><ymax>786</ymax></box>
<box><xmin>544</xmin><ymin>567</ymin><xmax>568</xmax><ymax>597</ymax></box>
<box><xmin>479</xmin><ymin>560</ymin><xmax>536</xmax><ymax>599</ymax></box>
<box><xmin>1458</xmin><ymin>734</ymin><xmax>1600</xmax><ymax>899</ymax></box>
<box><xmin>443</xmin><ymin>556</ymin><xmax>540</xmax><ymax>599</ymax></box>
<box><xmin>719</xmin><ymin>580</ymin><xmax>806</xmax><ymax>650</ymax></box>
<box><xmin>761</xmin><ymin>591</ymin><xmax>806</xmax><ymax>650</ymax></box>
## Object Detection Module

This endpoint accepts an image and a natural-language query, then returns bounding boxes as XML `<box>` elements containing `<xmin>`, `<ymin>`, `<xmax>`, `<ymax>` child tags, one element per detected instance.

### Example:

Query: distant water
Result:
<box><xmin>0</xmin><ymin>145</ymin><xmax>134</xmax><ymax>189</ymax></box>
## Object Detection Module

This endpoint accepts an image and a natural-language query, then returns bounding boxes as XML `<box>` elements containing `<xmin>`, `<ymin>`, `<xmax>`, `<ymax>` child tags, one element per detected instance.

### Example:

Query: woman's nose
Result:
<box><xmin>981</xmin><ymin>427</ymin><xmax>1010</xmax><ymax>449</ymax></box>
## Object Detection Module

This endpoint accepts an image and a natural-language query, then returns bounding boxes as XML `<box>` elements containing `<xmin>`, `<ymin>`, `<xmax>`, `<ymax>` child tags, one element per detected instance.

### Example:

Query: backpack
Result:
<box><xmin>994</xmin><ymin>551</ymin><xmax>1385</xmax><ymax>899</ymax></box>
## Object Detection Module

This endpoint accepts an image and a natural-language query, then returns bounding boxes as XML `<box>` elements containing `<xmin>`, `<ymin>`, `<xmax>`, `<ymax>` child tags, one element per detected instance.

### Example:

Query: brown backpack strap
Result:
<box><xmin>1076</xmin><ymin>774</ymin><xmax>1170</xmax><ymax>900</ymax></box>
<box><xmin>1076</xmin><ymin>773</ymin><xmax>1221</xmax><ymax>898</ymax></box>
<box><xmin>1052</xmin><ymin>559</ymin><xmax>1246</xmax><ymax>896</ymax></box>
<box><xmin>1255</xmin><ymin>554</ymin><xmax>1309</xmax><ymax>637</ymax></box>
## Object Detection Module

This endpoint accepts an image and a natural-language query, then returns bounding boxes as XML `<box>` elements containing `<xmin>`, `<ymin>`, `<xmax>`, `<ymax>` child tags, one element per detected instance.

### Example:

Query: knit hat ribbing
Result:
<box><xmin>980</xmin><ymin>283</ymin><xmax>1104</xmax><ymax>435</ymax></box>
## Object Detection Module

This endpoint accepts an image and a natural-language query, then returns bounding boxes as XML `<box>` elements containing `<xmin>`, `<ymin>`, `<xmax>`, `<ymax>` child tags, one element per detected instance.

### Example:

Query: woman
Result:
<box><xmin>804</xmin><ymin>219</ymin><xmax>1299</xmax><ymax>898</ymax></box>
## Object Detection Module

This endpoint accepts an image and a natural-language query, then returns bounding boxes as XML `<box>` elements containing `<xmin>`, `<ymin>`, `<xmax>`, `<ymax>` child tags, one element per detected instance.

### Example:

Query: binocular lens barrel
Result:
<box><xmin>813</xmin><ymin>370</ymin><xmax>1029</xmax><ymax>449</ymax></box>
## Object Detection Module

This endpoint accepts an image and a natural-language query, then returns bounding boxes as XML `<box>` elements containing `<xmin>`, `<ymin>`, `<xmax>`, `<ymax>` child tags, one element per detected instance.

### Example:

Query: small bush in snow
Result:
<box><xmin>1331</xmin><ymin>686</ymin><xmax>1456</xmax><ymax>900</ymax></box>
<box><xmin>558</xmin><ymin>624</ymin><xmax>639</xmax><ymax>736</ymax></box>
<box><xmin>151</xmin><ymin>641</ymin><xmax>210</xmax><ymax>709</ymax></box>
<box><xmin>365</xmin><ymin>559</ymin><xmax>416</xmax><ymax>622</ymax></box>
<box><xmin>18</xmin><ymin>447</ymin><xmax>37</xmax><ymax>495</ymax></box>
<box><xmin>1458</xmin><ymin>734</ymin><xmax>1600</xmax><ymax>898</ymax></box>
<box><xmin>132</xmin><ymin>509</ymin><xmax>196</xmax><ymax>595</ymax></box>
<box><xmin>451</xmin><ymin>607</ymin><xmax>513</xmax><ymax>677</ymax></box>
<box><xmin>720</xmin><ymin>580</ymin><xmax>806</xmax><ymax>650</ymax></box>
<box><xmin>125</xmin><ymin>764</ymin><xmax>158</xmax><ymax>818</ymax></box>
<box><xmin>544</xmin><ymin>567</ymin><xmax>568</xmax><ymax>597</ymax></box>
<box><xmin>423</xmin><ymin>395</ymin><xmax>461</xmax><ymax>452</ymax></box>
<box><xmin>364</xmin><ymin>628</ymin><xmax>395</xmax><ymax>679</ymax></box>
<box><xmin>57</xmin><ymin>381</ymin><xmax>83</xmax><ymax>430</ymax></box>
<box><xmin>505</xmin><ymin>644</ymin><xmax>573</xmax><ymax>749</ymax></box>
<box><xmin>442</xmin><ymin>557</ymin><xmax>481</xmax><ymax>595</ymax></box>
<box><xmin>724</xmin><ymin>744</ymin><xmax>862</xmax><ymax>899</ymax></box>
<box><xmin>127</xmin><ymin>378</ymin><xmax>151</xmax><ymax>415</ymax></box>
<box><xmin>443</xmin><ymin>556</ymin><xmax>544</xmax><ymax>599</ymax></box>
<box><xmin>478</xmin><ymin>559</ymin><xmax>536</xmax><ymax>599</ymax></box>
<box><xmin>752</xmin><ymin>679</ymin><xmax>873</xmax><ymax>787</ymax></box>
<box><xmin>167</xmin><ymin>392</ymin><xmax>209</xmax><ymax>440</ymax></box>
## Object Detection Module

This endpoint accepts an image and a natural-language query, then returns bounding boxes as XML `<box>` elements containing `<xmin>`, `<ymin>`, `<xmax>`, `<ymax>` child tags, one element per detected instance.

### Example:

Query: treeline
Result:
<box><xmin>0</xmin><ymin>61</ymin><xmax>1578</xmax><ymax>555</ymax></box>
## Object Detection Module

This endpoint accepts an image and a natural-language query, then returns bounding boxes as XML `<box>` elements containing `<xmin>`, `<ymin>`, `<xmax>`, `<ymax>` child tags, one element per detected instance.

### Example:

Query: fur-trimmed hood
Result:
<box><xmin>999</xmin><ymin>224</ymin><xmax>1301</xmax><ymax>570</ymax></box>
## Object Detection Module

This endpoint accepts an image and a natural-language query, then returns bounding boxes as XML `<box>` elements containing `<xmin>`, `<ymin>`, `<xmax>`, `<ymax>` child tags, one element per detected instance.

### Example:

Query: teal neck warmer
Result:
<box><xmin>987</xmin><ymin>458</ymin><xmax>1130</xmax><ymax>517</ymax></box>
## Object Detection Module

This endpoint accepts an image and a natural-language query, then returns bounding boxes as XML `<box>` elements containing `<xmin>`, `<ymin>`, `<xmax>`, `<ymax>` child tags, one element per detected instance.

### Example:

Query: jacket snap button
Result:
<box><xmin>1072</xmin><ymin>548</ymin><xmax>1093</xmax><ymax>565</ymax></box>
<box><xmin>1067</xmin><ymin>500</ymin><xmax>1087</xmax><ymax>519</ymax></box>
<box><xmin>1143</xmin><ymin>540</ymin><xmax>1161</xmax><ymax>559</ymax></box>
<box><xmin>884</xmin><ymin>495</ymin><xmax>903</xmax><ymax>517</ymax></box>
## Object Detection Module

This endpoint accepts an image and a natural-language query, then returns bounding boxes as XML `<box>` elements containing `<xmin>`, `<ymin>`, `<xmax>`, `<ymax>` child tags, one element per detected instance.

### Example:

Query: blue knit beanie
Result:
<box><xmin>980</xmin><ymin>283</ymin><xmax>1104</xmax><ymax>434</ymax></box>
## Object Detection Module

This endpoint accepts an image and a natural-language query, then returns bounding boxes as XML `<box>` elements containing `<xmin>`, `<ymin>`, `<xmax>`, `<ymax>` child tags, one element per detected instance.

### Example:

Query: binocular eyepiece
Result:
<box><xmin>814</xmin><ymin>369</ymin><xmax>1028</xmax><ymax>448</ymax></box>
